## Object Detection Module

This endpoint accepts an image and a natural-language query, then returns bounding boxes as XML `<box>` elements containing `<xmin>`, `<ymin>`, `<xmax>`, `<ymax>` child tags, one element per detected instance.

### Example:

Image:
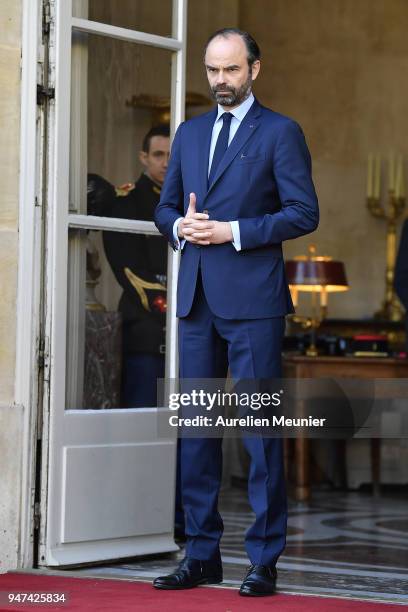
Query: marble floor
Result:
<box><xmin>56</xmin><ymin>488</ymin><xmax>408</xmax><ymax>605</ymax></box>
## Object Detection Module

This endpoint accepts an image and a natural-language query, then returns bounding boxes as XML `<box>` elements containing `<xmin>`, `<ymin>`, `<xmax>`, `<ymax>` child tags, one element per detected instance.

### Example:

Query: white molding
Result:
<box><xmin>71</xmin><ymin>18</ymin><xmax>182</xmax><ymax>51</ymax></box>
<box><xmin>171</xmin><ymin>0</ymin><xmax>187</xmax><ymax>131</ymax></box>
<box><xmin>68</xmin><ymin>214</ymin><xmax>160</xmax><ymax>235</ymax></box>
<box><xmin>66</xmin><ymin>21</ymin><xmax>88</xmax><ymax>410</ymax></box>
<box><xmin>15</xmin><ymin>0</ymin><xmax>43</xmax><ymax>568</ymax></box>
<box><xmin>165</xmin><ymin>0</ymin><xmax>187</xmax><ymax>382</ymax></box>
<box><xmin>41</xmin><ymin>0</ymin><xmax>72</xmax><ymax>566</ymax></box>
<box><xmin>46</xmin><ymin>533</ymin><xmax>178</xmax><ymax>566</ymax></box>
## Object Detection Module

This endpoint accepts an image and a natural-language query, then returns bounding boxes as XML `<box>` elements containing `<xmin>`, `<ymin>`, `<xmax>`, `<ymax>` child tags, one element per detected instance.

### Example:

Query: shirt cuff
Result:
<box><xmin>230</xmin><ymin>220</ymin><xmax>241</xmax><ymax>251</ymax></box>
<box><xmin>172</xmin><ymin>218</ymin><xmax>186</xmax><ymax>250</ymax></box>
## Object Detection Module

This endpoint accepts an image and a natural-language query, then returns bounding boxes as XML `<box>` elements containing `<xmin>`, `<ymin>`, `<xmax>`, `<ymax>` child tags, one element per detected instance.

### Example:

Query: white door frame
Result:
<box><xmin>15</xmin><ymin>0</ymin><xmax>50</xmax><ymax>568</ymax></box>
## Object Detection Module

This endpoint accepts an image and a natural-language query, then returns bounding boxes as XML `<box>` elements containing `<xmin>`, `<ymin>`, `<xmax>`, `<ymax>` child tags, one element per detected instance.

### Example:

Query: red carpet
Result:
<box><xmin>0</xmin><ymin>572</ymin><xmax>400</xmax><ymax>611</ymax></box>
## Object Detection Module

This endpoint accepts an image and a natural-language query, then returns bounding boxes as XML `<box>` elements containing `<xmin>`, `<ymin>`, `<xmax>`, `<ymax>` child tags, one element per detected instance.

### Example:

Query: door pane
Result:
<box><xmin>73</xmin><ymin>0</ymin><xmax>173</xmax><ymax>38</ymax></box>
<box><xmin>70</xmin><ymin>31</ymin><xmax>172</xmax><ymax>219</ymax></box>
<box><xmin>66</xmin><ymin>228</ymin><xmax>168</xmax><ymax>409</ymax></box>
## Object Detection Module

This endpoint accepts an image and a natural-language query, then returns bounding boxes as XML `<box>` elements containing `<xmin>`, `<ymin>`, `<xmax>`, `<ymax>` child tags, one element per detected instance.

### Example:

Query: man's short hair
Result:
<box><xmin>204</xmin><ymin>28</ymin><xmax>261</xmax><ymax>67</ymax></box>
<box><xmin>142</xmin><ymin>124</ymin><xmax>170</xmax><ymax>153</ymax></box>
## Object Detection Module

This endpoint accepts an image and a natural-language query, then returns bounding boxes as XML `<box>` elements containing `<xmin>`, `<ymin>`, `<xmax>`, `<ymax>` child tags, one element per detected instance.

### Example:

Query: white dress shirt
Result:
<box><xmin>173</xmin><ymin>92</ymin><xmax>255</xmax><ymax>250</ymax></box>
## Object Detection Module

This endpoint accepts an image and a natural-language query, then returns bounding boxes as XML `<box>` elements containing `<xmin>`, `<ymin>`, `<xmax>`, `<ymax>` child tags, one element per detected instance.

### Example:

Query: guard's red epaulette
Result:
<box><xmin>115</xmin><ymin>182</ymin><xmax>135</xmax><ymax>197</ymax></box>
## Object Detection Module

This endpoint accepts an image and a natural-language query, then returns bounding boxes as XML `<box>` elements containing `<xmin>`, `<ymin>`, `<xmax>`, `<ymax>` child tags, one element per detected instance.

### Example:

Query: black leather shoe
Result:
<box><xmin>153</xmin><ymin>557</ymin><xmax>223</xmax><ymax>590</ymax></box>
<box><xmin>239</xmin><ymin>564</ymin><xmax>277</xmax><ymax>596</ymax></box>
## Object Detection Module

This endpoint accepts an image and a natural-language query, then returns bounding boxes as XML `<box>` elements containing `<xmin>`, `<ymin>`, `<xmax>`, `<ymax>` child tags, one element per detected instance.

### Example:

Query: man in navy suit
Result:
<box><xmin>153</xmin><ymin>28</ymin><xmax>319</xmax><ymax>596</ymax></box>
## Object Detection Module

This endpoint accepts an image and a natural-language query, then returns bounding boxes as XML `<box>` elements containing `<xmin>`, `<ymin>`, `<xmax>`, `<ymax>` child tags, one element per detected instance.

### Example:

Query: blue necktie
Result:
<box><xmin>208</xmin><ymin>112</ymin><xmax>233</xmax><ymax>186</ymax></box>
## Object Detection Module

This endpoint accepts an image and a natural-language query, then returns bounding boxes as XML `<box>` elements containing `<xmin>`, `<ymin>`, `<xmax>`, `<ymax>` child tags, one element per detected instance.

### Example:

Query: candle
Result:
<box><xmin>389</xmin><ymin>152</ymin><xmax>395</xmax><ymax>191</ymax></box>
<box><xmin>395</xmin><ymin>156</ymin><xmax>402</xmax><ymax>199</ymax></box>
<box><xmin>374</xmin><ymin>154</ymin><xmax>381</xmax><ymax>199</ymax></box>
<box><xmin>367</xmin><ymin>153</ymin><xmax>373</xmax><ymax>198</ymax></box>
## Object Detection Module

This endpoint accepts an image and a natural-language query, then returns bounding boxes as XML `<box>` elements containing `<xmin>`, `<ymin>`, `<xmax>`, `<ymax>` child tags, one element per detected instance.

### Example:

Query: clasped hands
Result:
<box><xmin>177</xmin><ymin>192</ymin><xmax>233</xmax><ymax>246</ymax></box>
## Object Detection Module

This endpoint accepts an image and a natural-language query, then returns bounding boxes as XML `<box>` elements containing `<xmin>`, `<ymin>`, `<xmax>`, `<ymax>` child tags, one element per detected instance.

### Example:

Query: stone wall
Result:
<box><xmin>0</xmin><ymin>0</ymin><xmax>20</xmax><ymax>403</ymax></box>
<box><xmin>0</xmin><ymin>0</ymin><xmax>22</xmax><ymax>572</ymax></box>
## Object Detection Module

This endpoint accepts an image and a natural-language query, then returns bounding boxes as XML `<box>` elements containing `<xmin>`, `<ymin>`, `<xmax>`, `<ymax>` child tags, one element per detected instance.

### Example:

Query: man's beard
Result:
<box><xmin>210</xmin><ymin>70</ymin><xmax>252</xmax><ymax>107</ymax></box>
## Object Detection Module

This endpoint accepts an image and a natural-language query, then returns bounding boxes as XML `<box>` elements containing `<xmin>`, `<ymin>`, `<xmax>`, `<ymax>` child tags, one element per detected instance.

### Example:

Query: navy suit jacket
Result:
<box><xmin>155</xmin><ymin>98</ymin><xmax>319</xmax><ymax>319</ymax></box>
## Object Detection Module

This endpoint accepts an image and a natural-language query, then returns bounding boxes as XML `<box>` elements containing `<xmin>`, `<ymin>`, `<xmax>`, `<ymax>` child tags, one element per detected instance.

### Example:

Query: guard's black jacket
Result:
<box><xmin>89</xmin><ymin>172</ymin><xmax>167</xmax><ymax>355</ymax></box>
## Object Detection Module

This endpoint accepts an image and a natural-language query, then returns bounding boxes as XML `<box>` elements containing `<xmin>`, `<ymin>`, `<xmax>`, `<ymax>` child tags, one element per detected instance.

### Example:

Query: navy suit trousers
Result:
<box><xmin>178</xmin><ymin>270</ymin><xmax>288</xmax><ymax>566</ymax></box>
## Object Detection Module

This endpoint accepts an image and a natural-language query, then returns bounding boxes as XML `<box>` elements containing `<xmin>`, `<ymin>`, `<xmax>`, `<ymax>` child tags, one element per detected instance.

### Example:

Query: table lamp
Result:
<box><xmin>285</xmin><ymin>245</ymin><xmax>349</xmax><ymax>356</ymax></box>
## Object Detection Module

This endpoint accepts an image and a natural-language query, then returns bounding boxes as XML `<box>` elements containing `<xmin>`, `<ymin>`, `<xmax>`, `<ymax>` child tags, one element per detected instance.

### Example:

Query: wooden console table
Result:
<box><xmin>283</xmin><ymin>354</ymin><xmax>408</xmax><ymax>502</ymax></box>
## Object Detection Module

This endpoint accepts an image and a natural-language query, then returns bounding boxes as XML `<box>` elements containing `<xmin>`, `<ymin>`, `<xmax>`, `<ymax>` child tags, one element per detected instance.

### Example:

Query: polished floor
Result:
<box><xmin>67</xmin><ymin>488</ymin><xmax>408</xmax><ymax>605</ymax></box>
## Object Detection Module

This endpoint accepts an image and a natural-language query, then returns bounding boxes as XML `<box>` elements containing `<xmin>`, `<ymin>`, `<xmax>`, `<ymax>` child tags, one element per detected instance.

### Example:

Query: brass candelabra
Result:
<box><xmin>290</xmin><ymin>293</ymin><xmax>326</xmax><ymax>357</ymax></box>
<box><xmin>366</xmin><ymin>153</ymin><xmax>406</xmax><ymax>321</ymax></box>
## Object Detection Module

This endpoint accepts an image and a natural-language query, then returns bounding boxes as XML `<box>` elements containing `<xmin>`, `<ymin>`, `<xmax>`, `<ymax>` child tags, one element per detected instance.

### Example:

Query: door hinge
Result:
<box><xmin>37</xmin><ymin>84</ymin><xmax>55</xmax><ymax>106</ymax></box>
<box><xmin>34</xmin><ymin>502</ymin><xmax>41</xmax><ymax>530</ymax></box>
<box><xmin>37</xmin><ymin>336</ymin><xmax>49</xmax><ymax>372</ymax></box>
<box><xmin>37</xmin><ymin>337</ymin><xmax>45</xmax><ymax>369</ymax></box>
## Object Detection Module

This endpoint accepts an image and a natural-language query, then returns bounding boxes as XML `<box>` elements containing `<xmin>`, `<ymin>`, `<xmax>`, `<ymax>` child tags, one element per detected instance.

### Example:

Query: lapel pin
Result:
<box><xmin>249</xmin><ymin>124</ymin><xmax>254</xmax><ymax>128</ymax></box>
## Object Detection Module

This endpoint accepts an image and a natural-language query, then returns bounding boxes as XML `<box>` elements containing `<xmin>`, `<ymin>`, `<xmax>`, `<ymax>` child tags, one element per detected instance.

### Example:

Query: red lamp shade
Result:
<box><xmin>285</xmin><ymin>258</ymin><xmax>348</xmax><ymax>293</ymax></box>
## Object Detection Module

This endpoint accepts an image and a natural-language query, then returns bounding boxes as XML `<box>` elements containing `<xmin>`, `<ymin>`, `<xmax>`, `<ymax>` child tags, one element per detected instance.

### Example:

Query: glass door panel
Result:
<box><xmin>66</xmin><ymin>31</ymin><xmax>174</xmax><ymax>413</ymax></box>
<box><xmin>73</xmin><ymin>0</ymin><xmax>173</xmax><ymax>38</ymax></box>
<box><xmin>66</xmin><ymin>227</ymin><xmax>168</xmax><ymax>410</ymax></box>
<box><xmin>70</xmin><ymin>31</ymin><xmax>173</xmax><ymax>220</ymax></box>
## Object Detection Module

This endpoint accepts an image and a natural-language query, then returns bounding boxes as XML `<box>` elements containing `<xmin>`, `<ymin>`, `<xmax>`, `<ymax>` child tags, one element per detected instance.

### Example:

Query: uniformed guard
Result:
<box><xmin>89</xmin><ymin>124</ymin><xmax>170</xmax><ymax>407</ymax></box>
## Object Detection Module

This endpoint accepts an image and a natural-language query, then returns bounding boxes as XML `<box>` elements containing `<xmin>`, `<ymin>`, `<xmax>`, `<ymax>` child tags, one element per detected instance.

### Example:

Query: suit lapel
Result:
<box><xmin>197</xmin><ymin>107</ymin><xmax>217</xmax><ymax>207</ymax></box>
<box><xmin>206</xmin><ymin>98</ymin><xmax>262</xmax><ymax>197</ymax></box>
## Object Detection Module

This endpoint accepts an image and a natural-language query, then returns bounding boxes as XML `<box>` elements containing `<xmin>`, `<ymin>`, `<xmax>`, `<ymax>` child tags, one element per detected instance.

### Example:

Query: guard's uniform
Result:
<box><xmin>102</xmin><ymin>172</ymin><xmax>168</xmax><ymax>406</ymax></box>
